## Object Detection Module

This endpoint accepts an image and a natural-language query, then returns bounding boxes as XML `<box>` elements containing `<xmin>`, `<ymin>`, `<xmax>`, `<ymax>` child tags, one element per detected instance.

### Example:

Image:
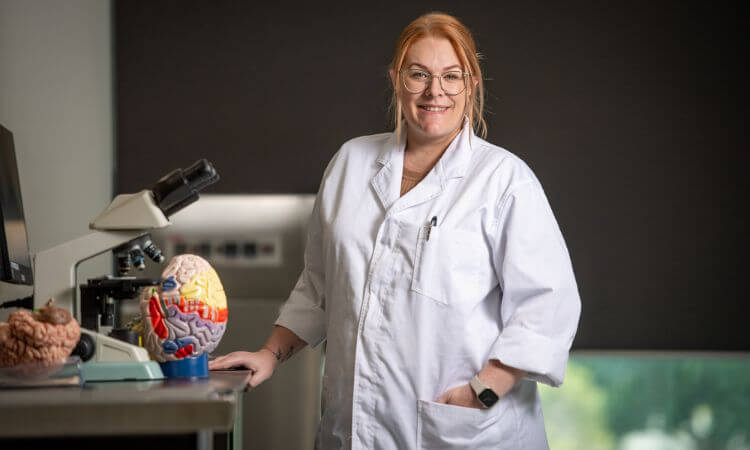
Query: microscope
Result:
<box><xmin>32</xmin><ymin>159</ymin><xmax>219</xmax><ymax>381</ymax></box>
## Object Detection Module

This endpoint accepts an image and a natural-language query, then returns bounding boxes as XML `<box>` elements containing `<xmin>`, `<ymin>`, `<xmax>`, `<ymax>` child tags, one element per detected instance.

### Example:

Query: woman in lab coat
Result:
<box><xmin>210</xmin><ymin>12</ymin><xmax>581</xmax><ymax>449</ymax></box>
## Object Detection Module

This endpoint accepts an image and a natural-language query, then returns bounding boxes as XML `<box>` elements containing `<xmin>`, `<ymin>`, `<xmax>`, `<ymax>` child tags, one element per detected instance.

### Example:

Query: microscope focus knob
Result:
<box><xmin>72</xmin><ymin>333</ymin><xmax>96</xmax><ymax>362</ymax></box>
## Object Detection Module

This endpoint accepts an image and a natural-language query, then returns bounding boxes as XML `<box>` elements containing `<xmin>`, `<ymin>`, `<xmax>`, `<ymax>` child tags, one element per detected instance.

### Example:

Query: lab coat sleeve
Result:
<box><xmin>488</xmin><ymin>180</ymin><xmax>581</xmax><ymax>387</ymax></box>
<box><xmin>274</xmin><ymin>176</ymin><xmax>329</xmax><ymax>348</ymax></box>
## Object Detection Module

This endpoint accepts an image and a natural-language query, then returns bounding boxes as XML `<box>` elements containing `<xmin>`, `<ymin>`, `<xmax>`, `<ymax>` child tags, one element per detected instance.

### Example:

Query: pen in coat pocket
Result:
<box><xmin>425</xmin><ymin>216</ymin><xmax>438</xmax><ymax>241</ymax></box>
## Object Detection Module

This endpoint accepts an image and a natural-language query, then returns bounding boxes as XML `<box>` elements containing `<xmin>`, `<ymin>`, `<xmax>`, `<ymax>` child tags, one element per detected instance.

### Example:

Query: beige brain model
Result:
<box><xmin>0</xmin><ymin>299</ymin><xmax>81</xmax><ymax>368</ymax></box>
<box><xmin>140</xmin><ymin>254</ymin><xmax>228</xmax><ymax>362</ymax></box>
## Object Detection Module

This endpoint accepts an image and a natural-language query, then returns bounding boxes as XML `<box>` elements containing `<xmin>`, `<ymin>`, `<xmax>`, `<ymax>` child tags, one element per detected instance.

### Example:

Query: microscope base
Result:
<box><xmin>79</xmin><ymin>329</ymin><xmax>165</xmax><ymax>381</ymax></box>
<box><xmin>82</xmin><ymin>328</ymin><xmax>152</xmax><ymax>362</ymax></box>
<box><xmin>81</xmin><ymin>361</ymin><xmax>164</xmax><ymax>382</ymax></box>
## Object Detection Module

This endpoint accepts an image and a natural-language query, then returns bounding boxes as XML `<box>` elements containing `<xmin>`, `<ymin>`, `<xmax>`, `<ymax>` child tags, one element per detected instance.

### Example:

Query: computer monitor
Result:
<box><xmin>0</xmin><ymin>123</ymin><xmax>33</xmax><ymax>285</ymax></box>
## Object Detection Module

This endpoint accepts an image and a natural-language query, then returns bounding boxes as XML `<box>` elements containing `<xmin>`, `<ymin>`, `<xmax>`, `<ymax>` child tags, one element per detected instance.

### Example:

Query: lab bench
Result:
<box><xmin>0</xmin><ymin>371</ymin><xmax>250</xmax><ymax>450</ymax></box>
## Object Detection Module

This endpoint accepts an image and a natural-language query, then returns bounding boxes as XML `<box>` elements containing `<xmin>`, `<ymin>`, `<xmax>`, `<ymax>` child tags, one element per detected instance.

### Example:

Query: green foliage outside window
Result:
<box><xmin>539</xmin><ymin>353</ymin><xmax>750</xmax><ymax>450</ymax></box>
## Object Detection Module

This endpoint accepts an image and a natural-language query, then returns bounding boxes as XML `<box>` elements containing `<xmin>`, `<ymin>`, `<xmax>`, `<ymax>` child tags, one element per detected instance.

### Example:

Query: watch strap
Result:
<box><xmin>469</xmin><ymin>374</ymin><xmax>488</xmax><ymax>397</ymax></box>
<box><xmin>470</xmin><ymin>374</ymin><xmax>499</xmax><ymax>408</ymax></box>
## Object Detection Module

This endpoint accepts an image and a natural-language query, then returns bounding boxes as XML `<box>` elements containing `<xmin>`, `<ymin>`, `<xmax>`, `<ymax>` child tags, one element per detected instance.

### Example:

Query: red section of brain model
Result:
<box><xmin>148</xmin><ymin>294</ymin><xmax>168</xmax><ymax>340</ymax></box>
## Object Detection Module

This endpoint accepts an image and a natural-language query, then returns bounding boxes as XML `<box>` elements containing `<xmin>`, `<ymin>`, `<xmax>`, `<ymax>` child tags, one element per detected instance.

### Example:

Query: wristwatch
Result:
<box><xmin>470</xmin><ymin>374</ymin><xmax>500</xmax><ymax>408</ymax></box>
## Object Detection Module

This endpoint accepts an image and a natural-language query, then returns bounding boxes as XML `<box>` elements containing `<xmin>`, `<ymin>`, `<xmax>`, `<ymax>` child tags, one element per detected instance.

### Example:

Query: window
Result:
<box><xmin>540</xmin><ymin>352</ymin><xmax>750</xmax><ymax>450</ymax></box>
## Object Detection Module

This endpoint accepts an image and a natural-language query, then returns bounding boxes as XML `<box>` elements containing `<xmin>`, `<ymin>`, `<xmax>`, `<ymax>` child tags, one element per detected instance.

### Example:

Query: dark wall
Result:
<box><xmin>115</xmin><ymin>1</ymin><xmax>745</xmax><ymax>350</ymax></box>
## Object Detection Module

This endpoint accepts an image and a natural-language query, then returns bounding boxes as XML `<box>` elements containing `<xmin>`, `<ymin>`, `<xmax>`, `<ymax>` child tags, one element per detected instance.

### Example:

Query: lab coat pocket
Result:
<box><xmin>411</xmin><ymin>226</ymin><xmax>480</xmax><ymax>306</ymax></box>
<box><xmin>417</xmin><ymin>399</ymin><xmax>512</xmax><ymax>449</ymax></box>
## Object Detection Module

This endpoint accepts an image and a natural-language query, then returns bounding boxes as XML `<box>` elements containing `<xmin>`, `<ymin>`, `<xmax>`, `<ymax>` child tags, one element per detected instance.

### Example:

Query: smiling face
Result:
<box><xmin>392</xmin><ymin>36</ymin><xmax>470</xmax><ymax>146</ymax></box>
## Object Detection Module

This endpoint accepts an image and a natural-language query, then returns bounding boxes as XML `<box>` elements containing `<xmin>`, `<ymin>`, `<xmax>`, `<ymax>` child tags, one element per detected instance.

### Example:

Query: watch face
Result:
<box><xmin>478</xmin><ymin>389</ymin><xmax>499</xmax><ymax>407</ymax></box>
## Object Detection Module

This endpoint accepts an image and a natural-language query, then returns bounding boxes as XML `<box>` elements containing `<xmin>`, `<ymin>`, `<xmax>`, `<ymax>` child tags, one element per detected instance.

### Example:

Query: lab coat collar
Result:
<box><xmin>438</xmin><ymin>117</ymin><xmax>474</xmax><ymax>180</ymax></box>
<box><xmin>376</xmin><ymin>117</ymin><xmax>474</xmax><ymax>177</ymax></box>
<box><xmin>372</xmin><ymin>131</ymin><xmax>406</xmax><ymax>212</ymax></box>
<box><xmin>372</xmin><ymin>118</ymin><xmax>474</xmax><ymax>213</ymax></box>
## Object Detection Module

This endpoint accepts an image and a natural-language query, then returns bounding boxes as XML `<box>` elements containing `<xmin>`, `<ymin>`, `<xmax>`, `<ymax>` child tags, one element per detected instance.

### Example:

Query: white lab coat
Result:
<box><xmin>276</xmin><ymin>119</ymin><xmax>581</xmax><ymax>449</ymax></box>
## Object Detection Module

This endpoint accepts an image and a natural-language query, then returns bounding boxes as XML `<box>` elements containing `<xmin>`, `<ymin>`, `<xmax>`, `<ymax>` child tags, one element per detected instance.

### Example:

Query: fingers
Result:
<box><xmin>248</xmin><ymin>367</ymin><xmax>272</xmax><ymax>388</ymax></box>
<box><xmin>239</xmin><ymin>364</ymin><xmax>272</xmax><ymax>390</ymax></box>
<box><xmin>208</xmin><ymin>352</ymin><xmax>231</xmax><ymax>366</ymax></box>
<box><xmin>242</xmin><ymin>372</ymin><xmax>254</xmax><ymax>391</ymax></box>
<box><xmin>208</xmin><ymin>354</ymin><xmax>226</xmax><ymax>369</ymax></box>
<box><xmin>436</xmin><ymin>390</ymin><xmax>452</xmax><ymax>404</ymax></box>
<box><xmin>208</xmin><ymin>354</ymin><xmax>234</xmax><ymax>370</ymax></box>
<box><xmin>208</xmin><ymin>352</ymin><xmax>250</xmax><ymax>370</ymax></box>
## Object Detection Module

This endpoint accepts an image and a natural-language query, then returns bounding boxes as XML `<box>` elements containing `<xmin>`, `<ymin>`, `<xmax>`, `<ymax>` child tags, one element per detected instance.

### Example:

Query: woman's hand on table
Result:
<box><xmin>209</xmin><ymin>349</ymin><xmax>279</xmax><ymax>388</ymax></box>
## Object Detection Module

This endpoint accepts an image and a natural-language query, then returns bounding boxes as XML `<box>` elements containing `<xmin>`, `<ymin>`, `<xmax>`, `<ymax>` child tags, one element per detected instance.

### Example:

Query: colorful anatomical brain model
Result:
<box><xmin>140</xmin><ymin>254</ymin><xmax>228</xmax><ymax>362</ymax></box>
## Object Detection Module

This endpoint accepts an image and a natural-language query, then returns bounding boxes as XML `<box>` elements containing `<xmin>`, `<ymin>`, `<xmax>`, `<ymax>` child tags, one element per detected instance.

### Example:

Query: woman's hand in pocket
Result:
<box><xmin>436</xmin><ymin>384</ymin><xmax>484</xmax><ymax>409</ymax></box>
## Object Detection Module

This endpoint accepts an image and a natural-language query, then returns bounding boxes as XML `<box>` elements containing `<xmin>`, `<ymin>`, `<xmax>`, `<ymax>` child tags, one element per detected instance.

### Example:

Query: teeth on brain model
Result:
<box><xmin>140</xmin><ymin>254</ymin><xmax>228</xmax><ymax>362</ymax></box>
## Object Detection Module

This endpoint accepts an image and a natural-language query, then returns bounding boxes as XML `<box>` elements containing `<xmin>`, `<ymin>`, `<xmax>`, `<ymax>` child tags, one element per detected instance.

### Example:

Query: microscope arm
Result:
<box><xmin>33</xmin><ymin>230</ymin><xmax>148</xmax><ymax>318</ymax></box>
<box><xmin>23</xmin><ymin>161</ymin><xmax>217</xmax><ymax>373</ymax></box>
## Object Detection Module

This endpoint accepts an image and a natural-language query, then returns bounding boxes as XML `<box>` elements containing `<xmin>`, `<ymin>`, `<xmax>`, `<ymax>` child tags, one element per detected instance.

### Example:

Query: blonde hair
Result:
<box><xmin>388</xmin><ymin>12</ymin><xmax>487</xmax><ymax>139</ymax></box>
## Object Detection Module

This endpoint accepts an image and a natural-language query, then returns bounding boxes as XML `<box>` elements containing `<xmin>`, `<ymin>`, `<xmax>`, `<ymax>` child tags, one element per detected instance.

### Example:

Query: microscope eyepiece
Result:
<box><xmin>151</xmin><ymin>159</ymin><xmax>219</xmax><ymax>217</ymax></box>
<box><xmin>183</xmin><ymin>159</ymin><xmax>219</xmax><ymax>192</ymax></box>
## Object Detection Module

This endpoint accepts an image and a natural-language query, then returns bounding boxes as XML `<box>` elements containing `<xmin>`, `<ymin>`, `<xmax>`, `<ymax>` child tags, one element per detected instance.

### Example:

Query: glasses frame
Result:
<box><xmin>399</xmin><ymin>68</ymin><xmax>471</xmax><ymax>96</ymax></box>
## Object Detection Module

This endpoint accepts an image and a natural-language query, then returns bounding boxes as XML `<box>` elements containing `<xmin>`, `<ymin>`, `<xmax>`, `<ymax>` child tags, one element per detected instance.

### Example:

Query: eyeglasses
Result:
<box><xmin>400</xmin><ymin>69</ymin><xmax>470</xmax><ymax>96</ymax></box>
